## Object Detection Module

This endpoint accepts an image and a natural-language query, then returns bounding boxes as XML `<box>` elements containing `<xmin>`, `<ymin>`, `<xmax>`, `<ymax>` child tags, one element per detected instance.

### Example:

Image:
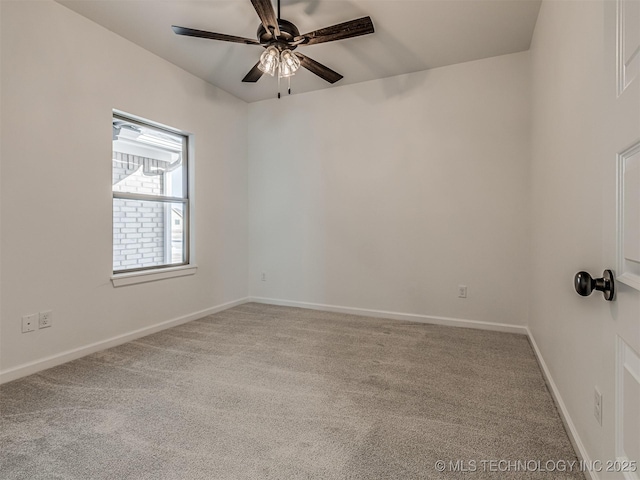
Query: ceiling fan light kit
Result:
<box><xmin>257</xmin><ymin>47</ymin><xmax>300</xmax><ymax>79</ymax></box>
<box><xmin>171</xmin><ymin>0</ymin><xmax>374</xmax><ymax>98</ymax></box>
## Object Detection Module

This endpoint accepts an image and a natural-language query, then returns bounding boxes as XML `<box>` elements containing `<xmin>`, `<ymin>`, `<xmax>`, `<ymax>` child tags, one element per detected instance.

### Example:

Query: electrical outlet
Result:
<box><xmin>22</xmin><ymin>314</ymin><xmax>37</xmax><ymax>333</ymax></box>
<box><xmin>458</xmin><ymin>285</ymin><xmax>467</xmax><ymax>298</ymax></box>
<box><xmin>261</xmin><ymin>272</ymin><xmax>267</xmax><ymax>282</ymax></box>
<box><xmin>594</xmin><ymin>387</ymin><xmax>602</xmax><ymax>425</ymax></box>
<box><xmin>39</xmin><ymin>310</ymin><xmax>53</xmax><ymax>329</ymax></box>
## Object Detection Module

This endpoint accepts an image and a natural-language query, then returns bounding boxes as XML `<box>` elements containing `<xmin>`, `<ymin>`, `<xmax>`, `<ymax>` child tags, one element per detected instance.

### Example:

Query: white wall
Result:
<box><xmin>0</xmin><ymin>0</ymin><xmax>249</xmax><ymax>376</ymax></box>
<box><xmin>530</xmin><ymin>0</ymin><xmax>640</xmax><ymax>470</ymax></box>
<box><xmin>248</xmin><ymin>52</ymin><xmax>531</xmax><ymax>326</ymax></box>
<box><xmin>529</xmin><ymin>0</ymin><xmax>606</xmax><ymax>462</ymax></box>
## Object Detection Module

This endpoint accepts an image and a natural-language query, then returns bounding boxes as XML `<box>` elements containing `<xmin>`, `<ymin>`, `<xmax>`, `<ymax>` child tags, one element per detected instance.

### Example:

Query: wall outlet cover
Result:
<box><xmin>22</xmin><ymin>314</ymin><xmax>37</xmax><ymax>333</ymax></box>
<box><xmin>594</xmin><ymin>387</ymin><xmax>602</xmax><ymax>425</ymax></box>
<box><xmin>39</xmin><ymin>310</ymin><xmax>53</xmax><ymax>329</ymax></box>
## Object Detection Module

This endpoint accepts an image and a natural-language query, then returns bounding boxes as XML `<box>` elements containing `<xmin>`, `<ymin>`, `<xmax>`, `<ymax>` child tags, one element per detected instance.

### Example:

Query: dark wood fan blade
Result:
<box><xmin>295</xmin><ymin>53</ymin><xmax>343</xmax><ymax>84</ymax></box>
<box><xmin>295</xmin><ymin>16</ymin><xmax>374</xmax><ymax>45</ymax></box>
<box><xmin>242</xmin><ymin>62</ymin><xmax>264</xmax><ymax>82</ymax></box>
<box><xmin>250</xmin><ymin>0</ymin><xmax>281</xmax><ymax>37</ymax></box>
<box><xmin>172</xmin><ymin>25</ymin><xmax>260</xmax><ymax>45</ymax></box>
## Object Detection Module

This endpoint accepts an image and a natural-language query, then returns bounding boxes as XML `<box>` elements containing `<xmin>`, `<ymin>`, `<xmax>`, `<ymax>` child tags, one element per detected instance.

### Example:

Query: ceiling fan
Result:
<box><xmin>171</xmin><ymin>0</ymin><xmax>374</xmax><ymax>91</ymax></box>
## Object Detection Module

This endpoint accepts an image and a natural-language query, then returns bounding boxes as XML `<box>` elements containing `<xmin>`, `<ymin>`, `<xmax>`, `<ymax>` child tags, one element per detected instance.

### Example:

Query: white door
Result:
<box><xmin>603</xmin><ymin>1</ymin><xmax>640</xmax><ymax>478</ymax></box>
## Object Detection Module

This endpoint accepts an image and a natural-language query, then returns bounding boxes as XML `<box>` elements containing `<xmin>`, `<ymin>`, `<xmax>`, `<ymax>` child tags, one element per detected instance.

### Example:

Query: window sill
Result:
<box><xmin>111</xmin><ymin>265</ymin><xmax>197</xmax><ymax>287</ymax></box>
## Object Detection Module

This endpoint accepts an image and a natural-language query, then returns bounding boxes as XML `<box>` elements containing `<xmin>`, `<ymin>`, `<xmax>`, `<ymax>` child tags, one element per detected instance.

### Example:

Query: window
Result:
<box><xmin>112</xmin><ymin>113</ymin><xmax>189</xmax><ymax>274</ymax></box>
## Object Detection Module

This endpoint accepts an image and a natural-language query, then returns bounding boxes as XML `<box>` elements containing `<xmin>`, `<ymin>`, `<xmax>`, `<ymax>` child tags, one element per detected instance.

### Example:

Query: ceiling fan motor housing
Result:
<box><xmin>258</xmin><ymin>19</ymin><xmax>300</xmax><ymax>49</ymax></box>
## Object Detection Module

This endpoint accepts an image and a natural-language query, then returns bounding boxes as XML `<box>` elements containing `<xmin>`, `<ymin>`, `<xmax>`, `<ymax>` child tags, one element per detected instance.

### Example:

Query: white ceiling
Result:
<box><xmin>56</xmin><ymin>0</ymin><xmax>541</xmax><ymax>103</ymax></box>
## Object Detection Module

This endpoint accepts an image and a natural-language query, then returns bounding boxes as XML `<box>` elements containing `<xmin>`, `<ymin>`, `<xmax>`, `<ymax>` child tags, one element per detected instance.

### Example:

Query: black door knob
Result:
<box><xmin>574</xmin><ymin>270</ymin><xmax>615</xmax><ymax>301</ymax></box>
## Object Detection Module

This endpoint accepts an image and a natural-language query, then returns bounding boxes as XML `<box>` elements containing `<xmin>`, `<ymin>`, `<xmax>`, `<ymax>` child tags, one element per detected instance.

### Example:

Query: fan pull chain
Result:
<box><xmin>277</xmin><ymin>72</ymin><xmax>281</xmax><ymax>99</ymax></box>
<box><xmin>288</xmin><ymin>76</ymin><xmax>291</xmax><ymax>95</ymax></box>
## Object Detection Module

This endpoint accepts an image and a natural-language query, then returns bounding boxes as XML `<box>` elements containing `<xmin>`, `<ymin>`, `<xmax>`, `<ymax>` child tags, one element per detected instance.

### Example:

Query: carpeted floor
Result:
<box><xmin>1</xmin><ymin>303</ymin><xmax>582</xmax><ymax>479</ymax></box>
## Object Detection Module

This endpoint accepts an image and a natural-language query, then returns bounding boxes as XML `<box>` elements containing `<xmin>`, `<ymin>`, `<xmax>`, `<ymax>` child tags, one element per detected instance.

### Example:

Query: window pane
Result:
<box><xmin>113</xmin><ymin>198</ymin><xmax>186</xmax><ymax>272</ymax></box>
<box><xmin>112</xmin><ymin>120</ymin><xmax>186</xmax><ymax>198</ymax></box>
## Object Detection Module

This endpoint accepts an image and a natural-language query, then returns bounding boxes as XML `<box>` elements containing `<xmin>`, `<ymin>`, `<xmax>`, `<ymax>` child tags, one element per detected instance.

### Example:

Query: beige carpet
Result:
<box><xmin>1</xmin><ymin>303</ymin><xmax>582</xmax><ymax>479</ymax></box>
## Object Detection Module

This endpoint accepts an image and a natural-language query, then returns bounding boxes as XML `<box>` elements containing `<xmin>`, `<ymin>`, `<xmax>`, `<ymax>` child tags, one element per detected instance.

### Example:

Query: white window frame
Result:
<box><xmin>111</xmin><ymin>112</ymin><xmax>195</xmax><ymax>287</ymax></box>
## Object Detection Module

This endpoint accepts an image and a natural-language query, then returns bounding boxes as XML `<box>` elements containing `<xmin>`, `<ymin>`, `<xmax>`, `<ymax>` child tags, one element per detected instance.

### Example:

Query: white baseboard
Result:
<box><xmin>248</xmin><ymin>296</ymin><xmax>528</xmax><ymax>335</ymax></box>
<box><xmin>526</xmin><ymin>328</ymin><xmax>597</xmax><ymax>480</ymax></box>
<box><xmin>0</xmin><ymin>297</ymin><xmax>251</xmax><ymax>385</ymax></box>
